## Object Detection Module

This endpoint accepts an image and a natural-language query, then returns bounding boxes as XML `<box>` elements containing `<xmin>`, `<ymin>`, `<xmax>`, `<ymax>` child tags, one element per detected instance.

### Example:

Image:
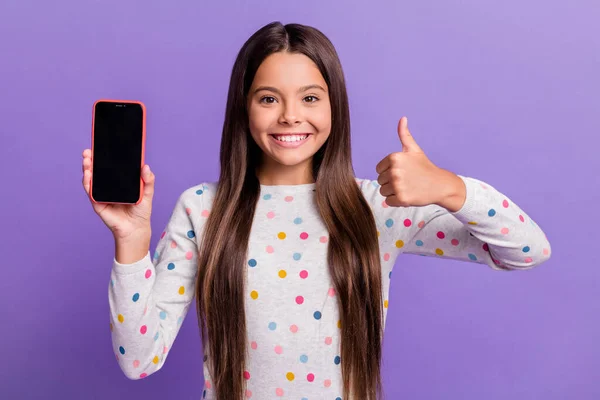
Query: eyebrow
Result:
<box><xmin>253</xmin><ymin>84</ymin><xmax>326</xmax><ymax>95</ymax></box>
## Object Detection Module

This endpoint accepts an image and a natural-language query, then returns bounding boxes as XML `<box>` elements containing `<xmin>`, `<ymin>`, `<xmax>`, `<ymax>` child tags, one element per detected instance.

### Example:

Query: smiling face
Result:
<box><xmin>247</xmin><ymin>51</ymin><xmax>332</xmax><ymax>185</ymax></box>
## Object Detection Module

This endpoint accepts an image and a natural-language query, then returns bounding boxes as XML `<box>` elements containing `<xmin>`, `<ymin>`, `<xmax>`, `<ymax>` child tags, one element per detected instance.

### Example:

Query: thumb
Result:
<box><xmin>141</xmin><ymin>165</ymin><xmax>155</xmax><ymax>200</ymax></box>
<box><xmin>397</xmin><ymin>116</ymin><xmax>421</xmax><ymax>153</ymax></box>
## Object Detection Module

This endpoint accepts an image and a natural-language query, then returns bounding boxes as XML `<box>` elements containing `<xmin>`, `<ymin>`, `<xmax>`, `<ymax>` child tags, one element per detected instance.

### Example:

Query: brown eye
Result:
<box><xmin>260</xmin><ymin>96</ymin><xmax>276</xmax><ymax>104</ymax></box>
<box><xmin>304</xmin><ymin>95</ymin><xmax>319</xmax><ymax>103</ymax></box>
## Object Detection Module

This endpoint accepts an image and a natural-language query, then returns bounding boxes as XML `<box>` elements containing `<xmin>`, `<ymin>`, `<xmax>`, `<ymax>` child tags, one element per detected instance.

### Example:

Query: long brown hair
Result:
<box><xmin>195</xmin><ymin>21</ymin><xmax>385</xmax><ymax>399</ymax></box>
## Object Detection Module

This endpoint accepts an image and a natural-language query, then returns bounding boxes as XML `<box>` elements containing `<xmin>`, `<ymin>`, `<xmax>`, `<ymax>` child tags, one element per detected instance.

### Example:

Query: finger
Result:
<box><xmin>384</xmin><ymin>194</ymin><xmax>402</xmax><ymax>207</ymax></box>
<box><xmin>397</xmin><ymin>116</ymin><xmax>421</xmax><ymax>153</ymax></box>
<box><xmin>376</xmin><ymin>169</ymin><xmax>393</xmax><ymax>186</ymax></box>
<box><xmin>82</xmin><ymin>169</ymin><xmax>91</xmax><ymax>195</ymax></box>
<box><xmin>375</xmin><ymin>155</ymin><xmax>392</xmax><ymax>175</ymax></box>
<box><xmin>82</xmin><ymin>149</ymin><xmax>91</xmax><ymax>158</ymax></box>
<box><xmin>82</xmin><ymin>156</ymin><xmax>92</xmax><ymax>173</ymax></box>
<box><xmin>379</xmin><ymin>182</ymin><xmax>395</xmax><ymax>197</ymax></box>
<box><xmin>141</xmin><ymin>165</ymin><xmax>155</xmax><ymax>199</ymax></box>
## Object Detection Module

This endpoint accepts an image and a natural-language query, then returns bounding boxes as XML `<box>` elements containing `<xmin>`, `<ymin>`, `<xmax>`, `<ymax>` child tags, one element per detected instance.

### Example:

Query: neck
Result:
<box><xmin>256</xmin><ymin>158</ymin><xmax>314</xmax><ymax>186</ymax></box>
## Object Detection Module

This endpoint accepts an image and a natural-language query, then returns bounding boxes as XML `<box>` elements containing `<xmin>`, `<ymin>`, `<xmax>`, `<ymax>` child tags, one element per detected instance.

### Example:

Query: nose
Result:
<box><xmin>278</xmin><ymin>102</ymin><xmax>302</xmax><ymax>125</ymax></box>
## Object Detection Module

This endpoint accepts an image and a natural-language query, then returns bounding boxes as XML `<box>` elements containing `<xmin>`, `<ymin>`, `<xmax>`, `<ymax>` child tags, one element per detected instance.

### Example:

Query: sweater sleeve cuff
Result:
<box><xmin>450</xmin><ymin>175</ymin><xmax>479</xmax><ymax>219</ymax></box>
<box><xmin>112</xmin><ymin>251</ymin><xmax>153</xmax><ymax>275</ymax></box>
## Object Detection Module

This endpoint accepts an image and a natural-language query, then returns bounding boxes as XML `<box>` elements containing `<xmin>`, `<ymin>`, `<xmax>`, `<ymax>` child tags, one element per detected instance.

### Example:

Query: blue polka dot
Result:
<box><xmin>248</xmin><ymin>259</ymin><xmax>257</xmax><ymax>267</ymax></box>
<box><xmin>302</xmin><ymin>398</ymin><xmax>308</xmax><ymax>400</ymax></box>
<box><xmin>119</xmin><ymin>346</ymin><xmax>125</xmax><ymax>355</ymax></box>
<box><xmin>110</xmin><ymin>279</ymin><xmax>114</xmax><ymax>287</ymax></box>
<box><xmin>294</xmin><ymin>217</ymin><xmax>303</xmax><ymax>224</ymax></box>
<box><xmin>167</xmin><ymin>262</ymin><xmax>175</xmax><ymax>270</ymax></box>
<box><xmin>389</xmin><ymin>271</ymin><xmax>392</xmax><ymax>279</ymax></box>
<box><xmin>313</xmin><ymin>311</ymin><xmax>322</xmax><ymax>320</ymax></box>
<box><xmin>132</xmin><ymin>293</ymin><xmax>140</xmax><ymax>302</ymax></box>
<box><xmin>488</xmin><ymin>209</ymin><xmax>496</xmax><ymax>217</ymax></box>
<box><xmin>300</xmin><ymin>354</ymin><xmax>308</xmax><ymax>363</ymax></box>
<box><xmin>187</xmin><ymin>230</ymin><xmax>195</xmax><ymax>238</ymax></box>
<box><xmin>268</xmin><ymin>322</ymin><xmax>277</xmax><ymax>330</ymax></box>
<box><xmin>153</xmin><ymin>250</ymin><xmax>159</xmax><ymax>260</ymax></box>
<box><xmin>385</xmin><ymin>218</ymin><xmax>394</xmax><ymax>228</ymax></box>
<box><xmin>154</xmin><ymin>332</ymin><xmax>159</xmax><ymax>341</ymax></box>
<box><xmin>415</xmin><ymin>240</ymin><xmax>424</xmax><ymax>247</ymax></box>
<box><xmin>522</xmin><ymin>246</ymin><xmax>530</xmax><ymax>253</ymax></box>
<box><xmin>468</xmin><ymin>253</ymin><xmax>477</xmax><ymax>261</ymax></box>
<box><xmin>159</xmin><ymin>311</ymin><xmax>167</xmax><ymax>320</ymax></box>
<box><xmin>263</xmin><ymin>194</ymin><xmax>272</xmax><ymax>200</ymax></box>
<box><xmin>196</xmin><ymin>189</ymin><xmax>203</xmax><ymax>195</ymax></box>
<box><xmin>203</xmin><ymin>389</ymin><xmax>206</xmax><ymax>398</ymax></box>
<box><xmin>293</xmin><ymin>253</ymin><xmax>302</xmax><ymax>261</ymax></box>
<box><xmin>336</xmin><ymin>397</ymin><xmax>342</xmax><ymax>400</ymax></box>
<box><xmin>177</xmin><ymin>316</ymin><xmax>183</xmax><ymax>325</ymax></box>
<box><xmin>371</xmin><ymin>181</ymin><xmax>380</xmax><ymax>188</ymax></box>
<box><xmin>334</xmin><ymin>355</ymin><xmax>341</xmax><ymax>365</ymax></box>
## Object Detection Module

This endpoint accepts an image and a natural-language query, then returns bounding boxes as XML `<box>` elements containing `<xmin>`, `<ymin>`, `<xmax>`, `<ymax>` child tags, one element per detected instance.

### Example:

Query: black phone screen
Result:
<box><xmin>91</xmin><ymin>101</ymin><xmax>144</xmax><ymax>204</ymax></box>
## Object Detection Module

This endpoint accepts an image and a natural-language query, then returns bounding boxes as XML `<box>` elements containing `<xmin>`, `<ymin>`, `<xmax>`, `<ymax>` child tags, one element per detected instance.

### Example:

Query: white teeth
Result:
<box><xmin>274</xmin><ymin>135</ymin><xmax>308</xmax><ymax>142</ymax></box>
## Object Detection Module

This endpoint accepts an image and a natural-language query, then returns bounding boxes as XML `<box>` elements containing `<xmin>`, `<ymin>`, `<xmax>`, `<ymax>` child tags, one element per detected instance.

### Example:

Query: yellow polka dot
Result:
<box><xmin>117</xmin><ymin>314</ymin><xmax>124</xmax><ymax>323</ymax></box>
<box><xmin>468</xmin><ymin>221</ymin><xmax>478</xmax><ymax>225</ymax></box>
<box><xmin>395</xmin><ymin>240</ymin><xmax>404</xmax><ymax>248</ymax></box>
<box><xmin>286</xmin><ymin>372</ymin><xmax>295</xmax><ymax>381</ymax></box>
<box><xmin>337</xmin><ymin>320</ymin><xmax>341</xmax><ymax>329</ymax></box>
<box><xmin>178</xmin><ymin>286</ymin><xmax>185</xmax><ymax>295</ymax></box>
<box><xmin>278</xmin><ymin>270</ymin><xmax>287</xmax><ymax>278</ymax></box>
<box><xmin>152</xmin><ymin>355</ymin><xmax>159</xmax><ymax>364</ymax></box>
<box><xmin>435</xmin><ymin>248</ymin><xmax>444</xmax><ymax>256</ymax></box>
<box><xmin>377</xmin><ymin>231</ymin><xmax>380</xmax><ymax>237</ymax></box>
<box><xmin>277</xmin><ymin>232</ymin><xmax>286</xmax><ymax>240</ymax></box>
<box><xmin>250</xmin><ymin>290</ymin><xmax>259</xmax><ymax>300</ymax></box>
<box><xmin>384</xmin><ymin>300</ymin><xmax>389</xmax><ymax>308</ymax></box>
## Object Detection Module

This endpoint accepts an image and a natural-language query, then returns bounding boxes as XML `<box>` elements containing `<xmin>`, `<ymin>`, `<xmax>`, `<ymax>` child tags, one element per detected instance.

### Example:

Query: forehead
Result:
<box><xmin>252</xmin><ymin>52</ymin><xmax>326</xmax><ymax>88</ymax></box>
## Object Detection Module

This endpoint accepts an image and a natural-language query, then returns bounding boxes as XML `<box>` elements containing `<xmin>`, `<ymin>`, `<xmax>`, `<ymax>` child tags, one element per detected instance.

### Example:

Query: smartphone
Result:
<box><xmin>90</xmin><ymin>99</ymin><xmax>146</xmax><ymax>204</ymax></box>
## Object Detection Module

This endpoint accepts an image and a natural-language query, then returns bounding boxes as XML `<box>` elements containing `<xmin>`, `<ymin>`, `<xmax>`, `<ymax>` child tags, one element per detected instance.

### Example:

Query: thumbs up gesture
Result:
<box><xmin>375</xmin><ymin>117</ymin><xmax>466</xmax><ymax>210</ymax></box>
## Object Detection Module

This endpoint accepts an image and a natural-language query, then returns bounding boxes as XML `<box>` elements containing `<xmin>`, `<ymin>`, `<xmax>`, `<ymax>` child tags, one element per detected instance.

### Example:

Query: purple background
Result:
<box><xmin>1</xmin><ymin>0</ymin><xmax>598</xmax><ymax>398</ymax></box>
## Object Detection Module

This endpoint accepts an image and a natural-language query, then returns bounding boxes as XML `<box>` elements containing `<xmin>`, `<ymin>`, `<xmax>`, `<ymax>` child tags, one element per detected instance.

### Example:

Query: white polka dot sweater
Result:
<box><xmin>108</xmin><ymin>175</ymin><xmax>551</xmax><ymax>398</ymax></box>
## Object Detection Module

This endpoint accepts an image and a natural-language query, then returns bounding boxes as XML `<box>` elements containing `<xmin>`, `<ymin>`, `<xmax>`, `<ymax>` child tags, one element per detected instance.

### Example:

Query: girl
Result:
<box><xmin>81</xmin><ymin>21</ymin><xmax>551</xmax><ymax>400</ymax></box>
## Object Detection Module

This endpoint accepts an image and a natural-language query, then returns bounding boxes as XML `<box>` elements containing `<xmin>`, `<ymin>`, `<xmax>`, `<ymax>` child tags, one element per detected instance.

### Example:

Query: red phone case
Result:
<box><xmin>90</xmin><ymin>99</ymin><xmax>146</xmax><ymax>205</ymax></box>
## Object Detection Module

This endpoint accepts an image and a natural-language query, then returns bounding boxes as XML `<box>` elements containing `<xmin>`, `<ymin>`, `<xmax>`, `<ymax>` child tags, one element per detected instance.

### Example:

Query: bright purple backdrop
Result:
<box><xmin>1</xmin><ymin>0</ymin><xmax>598</xmax><ymax>398</ymax></box>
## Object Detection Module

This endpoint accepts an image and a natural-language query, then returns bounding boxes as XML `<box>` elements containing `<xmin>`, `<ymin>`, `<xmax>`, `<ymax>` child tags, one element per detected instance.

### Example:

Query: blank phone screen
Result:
<box><xmin>91</xmin><ymin>101</ymin><xmax>144</xmax><ymax>204</ymax></box>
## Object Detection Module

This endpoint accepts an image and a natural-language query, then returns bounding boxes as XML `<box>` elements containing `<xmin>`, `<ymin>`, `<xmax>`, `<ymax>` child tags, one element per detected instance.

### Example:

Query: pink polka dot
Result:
<box><xmin>325</xmin><ymin>336</ymin><xmax>332</xmax><ymax>345</ymax></box>
<box><xmin>145</xmin><ymin>269</ymin><xmax>152</xmax><ymax>279</ymax></box>
<box><xmin>276</xmin><ymin>388</ymin><xmax>284</xmax><ymax>396</ymax></box>
<box><xmin>170</xmin><ymin>240</ymin><xmax>177</xmax><ymax>249</ymax></box>
<box><xmin>290</xmin><ymin>324</ymin><xmax>298</xmax><ymax>333</ymax></box>
<box><xmin>451</xmin><ymin>239</ymin><xmax>459</xmax><ymax>246</ymax></box>
<box><xmin>300</xmin><ymin>232</ymin><xmax>309</xmax><ymax>240</ymax></box>
<box><xmin>266</xmin><ymin>245</ymin><xmax>274</xmax><ymax>253</ymax></box>
<box><xmin>274</xmin><ymin>345</ymin><xmax>283</xmax><ymax>354</ymax></box>
<box><xmin>543</xmin><ymin>248</ymin><xmax>550</xmax><ymax>256</ymax></box>
<box><xmin>525</xmin><ymin>257</ymin><xmax>533</xmax><ymax>263</ymax></box>
<box><xmin>307</xmin><ymin>373</ymin><xmax>315</xmax><ymax>382</ymax></box>
<box><xmin>284</xmin><ymin>196</ymin><xmax>294</xmax><ymax>202</ymax></box>
<box><xmin>140</xmin><ymin>325</ymin><xmax>147</xmax><ymax>335</ymax></box>
<box><xmin>267</xmin><ymin>211</ymin><xmax>275</xmax><ymax>219</ymax></box>
<box><xmin>482</xmin><ymin>243</ymin><xmax>489</xmax><ymax>252</ymax></box>
<box><xmin>201</xmin><ymin>209</ymin><xmax>210</xmax><ymax>217</ymax></box>
<box><xmin>299</xmin><ymin>270</ymin><xmax>308</xmax><ymax>279</ymax></box>
<box><xmin>185</xmin><ymin>207</ymin><xmax>192</xmax><ymax>215</ymax></box>
<box><xmin>381</xmin><ymin>200</ymin><xmax>389</xmax><ymax>208</ymax></box>
<box><xmin>437</xmin><ymin>231</ymin><xmax>445</xmax><ymax>239</ymax></box>
<box><xmin>502</xmin><ymin>199</ymin><xmax>509</xmax><ymax>208</ymax></box>
<box><xmin>163</xmin><ymin>346</ymin><xmax>168</xmax><ymax>354</ymax></box>
<box><xmin>185</xmin><ymin>251</ymin><xmax>193</xmax><ymax>260</ymax></box>
<box><xmin>501</xmin><ymin>227</ymin><xmax>509</xmax><ymax>235</ymax></box>
<box><xmin>115</xmin><ymin>354</ymin><xmax>119</xmax><ymax>361</ymax></box>
<box><xmin>133</xmin><ymin>360</ymin><xmax>140</xmax><ymax>368</ymax></box>
<box><xmin>324</xmin><ymin>379</ymin><xmax>332</xmax><ymax>387</ymax></box>
<box><xmin>519</xmin><ymin>215</ymin><xmax>525</xmax><ymax>222</ymax></box>
<box><xmin>296</xmin><ymin>296</ymin><xmax>304</xmax><ymax>305</ymax></box>
<box><xmin>384</xmin><ymin>253</ymin><xmax>390</xmax><ymax>261</ymax></box>
<box><xmin>245</xmin><ymin>389</ymin><xmax>252</xmax><ymax>398</ymax></box>
<box><xmin>205</xmin><ymin>380</ymin><xmax>212</xmax><ymax>389</ymax></box>
<box><xmin>328</xmin><ymin>288</ymin><xmax>336</xmax><ymax>297</ymax></box>
<box><xmin>481</xmin><ymin>183</ymin><xmax>488</xmax><ymax>189</ymax></box>
<box><xmin>161</xmin><ymin>231</ymin><xmax>166</xmax><ymax>239</ymax></box>
<box><xmin>319</xmin><ymin>236</ymin><xmax>328</xmax><ymax>243</ymax></box>
<box><xmin>243</xmin><ymin>370</ymin><xmax>250</xmax><ymax>380</ymax></box>
<box><xmin>404</xmin><ymin>219</ymin><xmax>412</xmax><ymax>227</ymax></box>
<box><xmin>418</xmin><ymin>220</ymin><xmax>425</xmax><ymax>229</ymax></box>
<box><xmin>251</xmin><ymin>341</ymin><xmax>257</xmax><ymax>349</ymax></box>
<box><xmin>140</xmin><ymin>373</ymin><xmax>148</xmax><ymax>379</ymax></box>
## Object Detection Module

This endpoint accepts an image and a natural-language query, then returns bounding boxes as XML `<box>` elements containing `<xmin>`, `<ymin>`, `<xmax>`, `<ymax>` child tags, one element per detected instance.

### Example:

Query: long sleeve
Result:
<box><xmin>107</xmin><ymin>184</ymin><xmax>209</xmax><ymax>379</ymax></box>
<box><xmin>359</xmin><ymin>175</ymin><xmax>552</xmax><ymax>271</ymax></box>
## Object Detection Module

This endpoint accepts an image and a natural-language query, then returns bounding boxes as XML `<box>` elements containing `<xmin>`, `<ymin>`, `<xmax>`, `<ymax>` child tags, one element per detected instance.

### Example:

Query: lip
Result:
<box><xmin>269</xmin><ymin>133</ymin><xmax>311</xmax><ymax>149</ymax></box>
